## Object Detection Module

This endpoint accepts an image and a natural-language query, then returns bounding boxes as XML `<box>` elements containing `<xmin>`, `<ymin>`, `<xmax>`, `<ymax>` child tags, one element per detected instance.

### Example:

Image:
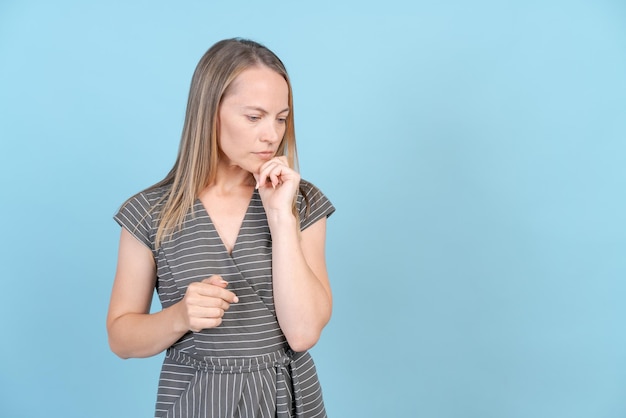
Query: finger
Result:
<box><xmin>188</xmin><ymin>305</ymin><xmax>227</xmax><ymax>319</ymax></box>
<box><xmin>189</xmin><ymin>317</ymin><xmax>223</xmax><ymax>332</ymax></box>
<box><xmin>189</xmin><ymin>280</ymin><xmax>239</xmax><ymax>303</ymax></box>
<box><xmin>252</xmin><ymin>172</ymin><xmax>260</xmax><ymax>189</ymax></box>
<box><xmin>258</xmin><ymin>158</ymin><xmax>288</xmax><ymax>181</ymax></box>
<box><xmin>275</xmin><ymin>155</ymin><xmax>289</xmax><ymax>166</ymax></box>
<box><xmin>262</xmin><ymin>156</ymin><xmax>288</xmax><ymax>169</ymax></box>
<box><xmin>257</xmin><ymin>162</ymin><xmax>277</xmax><ymax>188</ymax></box>
<box><xmin>186</xmin><ymin>294</ymin><xmax>232</xmax><ymax>310</ymax></box>
<box><xmin>202</xmin><ymin>275</ymin><xmax>227</xmax><ymax>288</ymax></box>
<box><xmin>270</xmin><ymin>171</ymin><xmax>281</xmax><ymax>189</ymax></box>
<box><xmin>259</xmin><ymin>162</ymin><xmax>288</xmax><ymax>189</ymax></box>
<box><xmin>207</xmin><ymin>287</ymin><xmax>238</xmax><ymax>304</ymax></box>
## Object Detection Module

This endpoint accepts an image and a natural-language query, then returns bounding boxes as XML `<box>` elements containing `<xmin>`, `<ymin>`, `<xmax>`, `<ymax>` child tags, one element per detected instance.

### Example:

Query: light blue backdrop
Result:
<box><xmin>1</xmin><ymin>1</ymin><xmax>625</xmax><ymax>417</ymax></box>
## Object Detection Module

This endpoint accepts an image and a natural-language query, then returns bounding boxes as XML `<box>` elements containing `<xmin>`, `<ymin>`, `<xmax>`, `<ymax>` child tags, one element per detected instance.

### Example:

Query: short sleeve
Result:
<box><xmin>113</xmin><ymin>192</ymin><xmax>155</xmax><ymax>250</ymax></box>
<box><xmin>297</xmin><ymin>179</ymin><xmax>336</xmax><ymax>231</ymax></box>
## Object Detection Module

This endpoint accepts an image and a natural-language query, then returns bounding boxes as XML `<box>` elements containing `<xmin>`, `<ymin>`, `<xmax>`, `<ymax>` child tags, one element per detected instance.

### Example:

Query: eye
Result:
<box><xmin>277</xmin><ymin>117</ymin><xmax>287</xmax><ymax>124</ymax></box>
<box><xmin>247</xmin><ymin>115</ymin><xmax>261</xmax><ymax>122</ymax></box>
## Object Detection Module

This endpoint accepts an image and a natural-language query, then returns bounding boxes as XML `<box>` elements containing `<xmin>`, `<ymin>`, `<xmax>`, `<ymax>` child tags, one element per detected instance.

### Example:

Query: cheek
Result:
<box><xmin>278</xmin><ymin>123</ymin><xmax>287</xmax><ymax>138</ymax></box>
<box><xmin>218</xmin><ymin>119</ymin><xmax>242</xmax><ymax>149</ymax></box>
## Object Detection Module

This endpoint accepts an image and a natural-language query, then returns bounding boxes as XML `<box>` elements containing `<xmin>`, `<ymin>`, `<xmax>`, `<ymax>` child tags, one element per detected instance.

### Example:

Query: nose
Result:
<box><xmin>260</xmin><ymin>120</ymin><xmax>282</xmax><ymax>144</ymax></box>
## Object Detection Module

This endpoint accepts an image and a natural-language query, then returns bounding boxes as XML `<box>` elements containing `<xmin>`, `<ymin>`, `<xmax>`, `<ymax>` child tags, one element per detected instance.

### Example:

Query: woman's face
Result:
<box><xmin>217</xmin><ymin>65</ymin><xmax>289</xmax><ymax>175</ymax></box>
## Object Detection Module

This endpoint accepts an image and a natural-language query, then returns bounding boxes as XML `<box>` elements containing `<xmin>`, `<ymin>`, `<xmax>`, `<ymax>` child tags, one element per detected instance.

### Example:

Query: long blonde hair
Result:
<box><xmin>151</xmin><ymin>38</ymin><xmax>298</xmax><ymax>247</ymax></box>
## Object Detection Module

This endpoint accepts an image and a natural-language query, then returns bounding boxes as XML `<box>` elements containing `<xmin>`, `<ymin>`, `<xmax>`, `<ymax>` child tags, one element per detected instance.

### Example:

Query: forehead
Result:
<box><xmin>225</xmin><ymin>65</ymin><xmax>289</xmax><ymax>101</ymax></box>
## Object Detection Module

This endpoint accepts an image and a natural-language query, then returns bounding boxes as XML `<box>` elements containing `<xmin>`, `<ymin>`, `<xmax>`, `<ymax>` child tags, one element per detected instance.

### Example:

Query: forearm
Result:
<box><xmin>107</xmin><ymin>302</ymin><xmax>188</xmax><ymax>359</ymax></box>
<box><xmin>269</xmin><ymin>212</ymin><xmax>332</xmax><ymax>352</ymax></box>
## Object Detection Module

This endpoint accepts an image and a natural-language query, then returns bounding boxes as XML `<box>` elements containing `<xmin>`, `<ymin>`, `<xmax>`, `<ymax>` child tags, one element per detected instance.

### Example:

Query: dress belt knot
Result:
<box><xmin>274</xmin><ymin>349</ymin><xmax>304</xmax><ymax>417</ymax></box>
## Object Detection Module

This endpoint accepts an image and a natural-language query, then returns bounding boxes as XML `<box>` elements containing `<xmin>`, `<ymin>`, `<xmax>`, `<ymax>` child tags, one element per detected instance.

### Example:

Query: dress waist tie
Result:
<box><xmin>167</xmin><ymin>347</ymin><xmax>304</xmax><ymax>417</ymax></box>
<box><xmin>274</xmin><ymin>351</ymin><xmax>304</xmax><ymax>417</ymax></box>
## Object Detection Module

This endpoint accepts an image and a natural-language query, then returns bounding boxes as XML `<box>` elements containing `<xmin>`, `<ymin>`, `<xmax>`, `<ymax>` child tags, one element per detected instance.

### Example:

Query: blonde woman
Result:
<box><xmin>107</xmin><ymin>38</ymin><xmax>335</xmax><ymax>417</ymax></box>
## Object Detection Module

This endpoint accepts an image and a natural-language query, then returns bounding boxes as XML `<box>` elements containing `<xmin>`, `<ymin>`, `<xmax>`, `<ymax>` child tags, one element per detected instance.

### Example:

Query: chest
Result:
<box><xmin>155</xmin><ymin>196</ymin><xmax>274</xmax><ymax>306</ymax></box>
<box><xmin>198</xmin><ymin>188</ymin><xmax>255</xmax><ymax>254</ymax></box>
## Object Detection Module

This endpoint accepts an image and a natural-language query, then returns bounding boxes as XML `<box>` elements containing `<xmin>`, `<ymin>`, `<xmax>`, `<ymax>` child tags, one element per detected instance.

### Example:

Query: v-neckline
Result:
<box><xmin>195</xmin><ymin>189</ymin><xmax>257</xmax><ymax>257</ymax></box>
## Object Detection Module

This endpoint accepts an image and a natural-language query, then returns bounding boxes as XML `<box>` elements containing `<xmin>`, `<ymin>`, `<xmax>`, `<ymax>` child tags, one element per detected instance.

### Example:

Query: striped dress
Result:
<box><xmin>114</xmin><ymin>179</ymin><xmax>335</xmax><ymax>418</ymax></box>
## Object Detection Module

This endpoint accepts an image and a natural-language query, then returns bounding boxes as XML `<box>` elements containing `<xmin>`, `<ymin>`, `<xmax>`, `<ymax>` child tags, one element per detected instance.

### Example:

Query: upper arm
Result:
<box><xmin>107</xmin><ymin>228</ymin><xmax>157</xmax><ymax>328</ymax></box>
<box><xmin>300</xmin><ymin>217</ymin><xmax>332</xmax><ymax>302</ymax></box>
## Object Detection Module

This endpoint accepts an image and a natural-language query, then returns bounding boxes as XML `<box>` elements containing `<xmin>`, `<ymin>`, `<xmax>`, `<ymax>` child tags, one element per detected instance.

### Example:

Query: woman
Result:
<box><xmin>107</xmin><ymin>38</ymin><xmax>335</xmax><ymax>418</ymax></box>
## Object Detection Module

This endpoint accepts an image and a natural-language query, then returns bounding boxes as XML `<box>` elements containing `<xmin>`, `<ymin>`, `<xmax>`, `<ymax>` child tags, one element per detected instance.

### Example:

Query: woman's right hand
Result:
<box><xmin>179</xmin><ymin>275</ymin><xmax>239</xmax><ymax>332</ymax></box>
<box><xmin>109</xmin><ymin>230</ymin><xmax>240</xmax><ymax>358</ymax></box>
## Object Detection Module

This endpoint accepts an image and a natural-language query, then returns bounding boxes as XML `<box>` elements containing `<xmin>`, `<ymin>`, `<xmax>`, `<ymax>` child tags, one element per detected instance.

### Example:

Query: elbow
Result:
<box><xmin>108</xmin><ymin>335</ymin><xmax>132</xmax><ymax>360</ymax></box>
<box><xmin>286</xmin><ymin>331</ymin><xmax>321</xmax><ymax>353</ymax></box>
<box><xmin>285</xmin><ymin>319</ymin><xmax>329</xmax><ymax>352</ymax></box>
<box><xmin>107</xmin><ymin>320</ymin><xmax>133</xmax><ymax>359</ymax></box>
<box><xmin>286</xmin><ymin>310</ymin><xmax>332</xmax><ymax>352</ymax></box>
<box><xmin>110</xmin><ymin>349</ymin><xmax>131</xmax><ymax>360</ymax></box>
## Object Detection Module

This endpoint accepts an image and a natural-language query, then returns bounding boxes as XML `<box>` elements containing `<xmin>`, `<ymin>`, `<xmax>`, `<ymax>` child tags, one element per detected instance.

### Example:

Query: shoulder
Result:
<box><xmin>113</xmin><ymin>185</ymin><xmax>170</xmax><ymax>250</ymax></box>
<box><xmin>298</xmin><ymin>178</ymin><xmax>324</xmax><ymax>199</ymax></box>
<box><xmin>297</xmin><ymin>178</ymin><xmax>336</xmax><ymax>231</ymax></box>
<box><xmin>118</xmin><ymin>185</ymin><xmax>170</xmax><ymax>218</ymax></box>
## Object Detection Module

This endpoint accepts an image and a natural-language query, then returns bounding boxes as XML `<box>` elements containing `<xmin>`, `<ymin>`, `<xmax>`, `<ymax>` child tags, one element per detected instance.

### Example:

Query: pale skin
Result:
<box><xmin>107</xmin><ymin>65</ymin><xmax>332</xmax><ymax>358</ymax></box>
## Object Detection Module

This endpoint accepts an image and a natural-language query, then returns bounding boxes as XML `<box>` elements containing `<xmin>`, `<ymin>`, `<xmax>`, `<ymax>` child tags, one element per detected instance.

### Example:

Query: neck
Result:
<box><xmin>208</xmin><ymin>162</ymin><xmax>255</xmax><ymax>194</ymax></box>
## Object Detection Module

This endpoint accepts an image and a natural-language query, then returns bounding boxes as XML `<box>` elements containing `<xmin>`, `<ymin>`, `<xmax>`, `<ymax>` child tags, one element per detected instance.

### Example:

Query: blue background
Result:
<box><xmin>1</xmin><ymin>1</ymin><xmax>625</xmax><ymax>417</ymax></box>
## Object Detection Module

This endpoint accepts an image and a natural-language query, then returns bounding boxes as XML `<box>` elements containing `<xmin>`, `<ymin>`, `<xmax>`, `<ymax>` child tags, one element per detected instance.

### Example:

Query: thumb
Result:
<box><xmin>202</xmin><ymin>275</ymin><xmax>228</xmax><ymax>288</ymax></box>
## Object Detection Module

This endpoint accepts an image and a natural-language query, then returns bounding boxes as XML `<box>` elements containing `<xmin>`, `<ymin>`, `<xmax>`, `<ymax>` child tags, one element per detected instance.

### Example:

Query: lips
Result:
<box><xmin>254</xmin><ymin>151</ymin><xmax>274</xmax><ymax>159</ymax></box>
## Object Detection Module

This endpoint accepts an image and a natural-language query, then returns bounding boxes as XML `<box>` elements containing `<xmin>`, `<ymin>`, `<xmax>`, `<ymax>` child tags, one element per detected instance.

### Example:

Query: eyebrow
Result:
<box><xmin>242</xmin><ymin>106</ymin><xmax>290</xmax><ymax>114</ymax></box>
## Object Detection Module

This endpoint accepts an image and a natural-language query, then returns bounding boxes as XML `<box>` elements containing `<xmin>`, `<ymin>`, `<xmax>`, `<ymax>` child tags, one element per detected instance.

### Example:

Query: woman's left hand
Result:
<box><xmin>253</xmin><ymin>156</ymin><xmax>300</xmax><ymax>214</ymax></box>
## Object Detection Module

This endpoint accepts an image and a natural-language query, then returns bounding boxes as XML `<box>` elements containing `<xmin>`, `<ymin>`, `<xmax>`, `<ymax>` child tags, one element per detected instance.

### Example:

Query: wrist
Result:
<box><xmin>168</xmin><ymin>301</ymin><xmax>190</xmax><ymax>334</ymax></box>
<box><xmin>265</xmin><ymin>209</ymin><xmax>297</xmax><ymax>229</ymax></box>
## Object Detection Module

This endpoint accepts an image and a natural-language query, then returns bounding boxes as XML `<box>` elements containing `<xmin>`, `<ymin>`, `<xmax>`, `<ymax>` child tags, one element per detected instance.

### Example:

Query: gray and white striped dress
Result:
<box><xmin>114</xmin><ymin>179</ymin><xmax>335</xmax><ymax>418</ymax></box>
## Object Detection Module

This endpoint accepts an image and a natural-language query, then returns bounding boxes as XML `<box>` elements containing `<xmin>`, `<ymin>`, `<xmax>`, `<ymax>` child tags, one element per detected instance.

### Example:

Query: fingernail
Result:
<box><xmin>233</xmin><ymin>296</ymin><xmax>239</xmax><ymax>303</ymax></box>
